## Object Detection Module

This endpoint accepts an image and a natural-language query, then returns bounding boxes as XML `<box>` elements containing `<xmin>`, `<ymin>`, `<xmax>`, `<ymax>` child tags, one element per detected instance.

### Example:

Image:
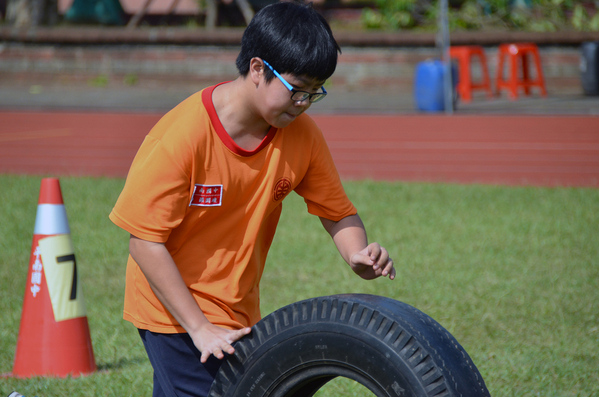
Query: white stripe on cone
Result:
<box><xmin>34</xmin><ymin>204</ymin><xmax>70</xmax><ymax>235</ymax></box>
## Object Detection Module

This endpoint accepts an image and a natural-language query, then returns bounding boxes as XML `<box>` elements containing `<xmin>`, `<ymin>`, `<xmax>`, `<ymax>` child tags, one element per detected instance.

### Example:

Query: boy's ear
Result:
<box><xmin>249</xmin><ymin>57</ymin><xmax>265</xmax><ymax>85</ymax></box>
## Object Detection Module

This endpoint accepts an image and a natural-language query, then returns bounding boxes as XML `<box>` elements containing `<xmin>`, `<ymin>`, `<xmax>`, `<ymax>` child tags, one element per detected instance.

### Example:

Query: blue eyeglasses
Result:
<box><xmin>263</xmin><ymin>60</ymin><xmax>328</xmax><ymax>103</ymax></box>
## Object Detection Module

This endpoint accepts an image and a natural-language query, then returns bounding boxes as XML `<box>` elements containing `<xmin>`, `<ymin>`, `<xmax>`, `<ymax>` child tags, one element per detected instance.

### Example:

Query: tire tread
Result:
<box><xmin>209</xmin><ymin>295</ymin><xmax>490</xmax><ymax>397</ymax></box>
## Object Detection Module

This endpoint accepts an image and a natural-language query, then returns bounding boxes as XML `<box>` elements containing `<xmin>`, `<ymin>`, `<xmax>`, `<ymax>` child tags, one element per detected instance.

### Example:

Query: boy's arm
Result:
<box><xmin>129</xmin><ymin>235</ymin><xmax>251</xmax><ymax>362</ymax></box>
<box><xmin>319</xmin><ymin>214</ymin><xmax>396</xmax><ymax>280</ymax></box>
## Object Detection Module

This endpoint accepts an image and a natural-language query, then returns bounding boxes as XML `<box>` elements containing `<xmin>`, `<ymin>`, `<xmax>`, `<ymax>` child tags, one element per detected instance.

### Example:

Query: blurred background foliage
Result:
<box><xmin>3</xmin><ymin>0</ymin><xmax>597</xmax><ymax>31</ymax></box>
<box><xmin>360</xmin><ymin>0</ymin><xmax>599</xmax><ymax>32</ymax></box>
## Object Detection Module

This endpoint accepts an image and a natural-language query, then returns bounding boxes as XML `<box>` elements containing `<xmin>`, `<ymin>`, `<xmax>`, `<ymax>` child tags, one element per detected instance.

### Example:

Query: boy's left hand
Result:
<box><xmin>350</xmin><ymin>243</ymin><xmax>396</xmax><ymax>280</ymax></box>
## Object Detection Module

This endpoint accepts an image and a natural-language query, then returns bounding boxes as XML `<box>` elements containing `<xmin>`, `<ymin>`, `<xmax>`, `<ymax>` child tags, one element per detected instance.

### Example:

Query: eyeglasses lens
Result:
<box><xmin>291</xmin><ymin>92</ymin><xmax>310</xmax><ymax>102</ymax></box>
<box><xmin>291</xmin><ymin>92</ymin><xmax>326</xmax><ymax>103</ymax></box>
<box><xmin>309</xmin><ymin>93</ymin><xmax>326</xmax><ymax>103</ymax></box>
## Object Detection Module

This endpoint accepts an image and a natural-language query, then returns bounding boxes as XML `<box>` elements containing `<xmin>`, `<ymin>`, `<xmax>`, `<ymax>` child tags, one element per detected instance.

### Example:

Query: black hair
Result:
<box><xmin>236</xmin><ymin>1</ymin><xmax>341</xmax><ymax>83</ymax></box>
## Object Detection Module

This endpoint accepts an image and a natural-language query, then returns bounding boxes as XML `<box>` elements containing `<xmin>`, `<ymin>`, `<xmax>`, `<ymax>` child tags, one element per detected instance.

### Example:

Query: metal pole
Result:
<box><xmin>438</xmin><ymin>0</ymin><xmax>453</xmax><ymax>114</ymax></box>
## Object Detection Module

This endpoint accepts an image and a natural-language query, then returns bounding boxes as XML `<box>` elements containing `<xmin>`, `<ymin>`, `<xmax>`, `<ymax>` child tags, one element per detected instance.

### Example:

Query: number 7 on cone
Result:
<box><xmin>39</xmin><ymin>235</ymin><xmax>87</xmax><ymax>322</ymax></box>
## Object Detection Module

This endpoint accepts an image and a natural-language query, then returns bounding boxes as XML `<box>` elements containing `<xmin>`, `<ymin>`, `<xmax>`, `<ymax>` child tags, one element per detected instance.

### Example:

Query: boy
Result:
<box><xmin>109</xmin><ymin>2</ymin><xmax>395</xmax><ymax>396</ymax></box>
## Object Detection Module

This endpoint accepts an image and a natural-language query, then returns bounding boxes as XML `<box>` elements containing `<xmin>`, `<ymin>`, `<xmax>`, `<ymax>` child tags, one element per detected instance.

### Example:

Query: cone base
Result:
<box><xmin>12</xmin><ymin>316</ymin><xmax>96</xmax><ymax>378</ymax></box>
<box><xmin>2</xmin><ymin>369</ymin><xmax>96</xmax><ymax>379</ymax></box>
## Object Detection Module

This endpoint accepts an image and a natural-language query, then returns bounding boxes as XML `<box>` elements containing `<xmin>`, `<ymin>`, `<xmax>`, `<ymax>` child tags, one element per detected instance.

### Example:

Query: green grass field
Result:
<box><xmin>1</xmin><ymin>174</ymin><xmax>597</xmax><ymax>397</ymax></box>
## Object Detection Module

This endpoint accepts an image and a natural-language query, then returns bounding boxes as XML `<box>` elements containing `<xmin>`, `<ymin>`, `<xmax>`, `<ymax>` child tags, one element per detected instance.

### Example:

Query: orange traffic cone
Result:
<box><xmin>11</xmin><ymin>178</ymin><xmax>96</xmax><ymax>378</ymax></box>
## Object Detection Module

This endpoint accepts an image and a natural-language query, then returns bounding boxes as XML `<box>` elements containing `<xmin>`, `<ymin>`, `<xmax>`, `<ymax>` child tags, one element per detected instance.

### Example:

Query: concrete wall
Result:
<box><xmin>0</xmin><ymin>43</ymin><xmax>584</xmax><ymax>94</ymax></box>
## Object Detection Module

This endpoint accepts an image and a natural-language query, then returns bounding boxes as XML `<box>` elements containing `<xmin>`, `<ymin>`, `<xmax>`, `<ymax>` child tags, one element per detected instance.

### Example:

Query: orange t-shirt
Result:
<box><xmin>109</xmin><ymin>84</ymin><xmax>357</xmax><ymax>333</ymax></box>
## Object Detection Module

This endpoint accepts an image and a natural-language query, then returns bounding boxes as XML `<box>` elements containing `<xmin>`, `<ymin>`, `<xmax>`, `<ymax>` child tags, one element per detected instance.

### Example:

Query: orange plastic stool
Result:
<box><xmin>496</xmin><ymin>43</ymin><xmax>547</xmax><ymax>99</ymax></box>
<box><xmin>449</xmin><ymin>45</ymin><xmax>493</xmax><ymax>102</ymax></box>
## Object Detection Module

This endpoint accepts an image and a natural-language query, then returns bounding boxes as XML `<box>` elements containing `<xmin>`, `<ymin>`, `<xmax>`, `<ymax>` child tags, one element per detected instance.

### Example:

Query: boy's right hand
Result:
<box><xmin>191</xmin><ymin>323</ymin><xmax>252</xmax><ymax>363</ymax></box>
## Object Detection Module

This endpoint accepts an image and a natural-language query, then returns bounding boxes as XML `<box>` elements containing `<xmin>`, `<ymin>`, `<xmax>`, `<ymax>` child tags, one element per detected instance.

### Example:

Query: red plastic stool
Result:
<box><xmin>496</xmin><ymin>43</ymin><xmax>547</xmax><ymax>99</ymax></box>
<box><xmin>449</xmin><ymin>45</ymin><xmax>493</xmax><ymax>102</ymax></box>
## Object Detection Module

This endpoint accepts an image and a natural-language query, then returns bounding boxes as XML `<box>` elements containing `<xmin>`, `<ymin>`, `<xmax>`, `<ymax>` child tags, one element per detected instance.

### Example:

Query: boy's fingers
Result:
<box><xmin>372</xmin><ymin>248</ymin><xmax>389</xmax><ymax>269</ymax></box>
<box><xmin>200</xmin><ymin>349</ymin><xmax>213</xmax><ymax>363</ymax></box>
<box><xmin>350</xmin><ymin>244</ymin><xmax>394</xmax><ymax>281</ymax></box>
<box><xmin>198</xmin><ymin>343</ymin><xmax>229</xmax><ymax>363</ymax></box>
<box><xmin>381</xmin><ymin>258</ymin><xmax>395</xmax><ymax>278</ymax></box>
<box><xmin>238</xmin><ymin>327</ymin><xmax>252</xmax><ymax>336</ymax></box>
<box><xmin>351</xmin><ymin>252</ymin><xmax>374</xmax><ymax>266</ymax></box>
<box><xmin>228</xmin><ymin>327</ymin><xmax>252</xmax><ymax>344</ymax></box>
<box><xmin>213</xmin><ymin>328</ymin><xmax>252</xmax><ymax>360</ymax></box>
<box><xmin>196</xmin><ymin>325</ymin><xmax>252</xmax><ymax>363</ymax></box>
<box><xmin>367</xmin><ymin>243</ymin><xmax>382</xmax><ymax>261</ymax></box>
<box><xmin>221</xmin><ymin>343</ymin><xmax>234</xmax><ymax>355</ymax></box>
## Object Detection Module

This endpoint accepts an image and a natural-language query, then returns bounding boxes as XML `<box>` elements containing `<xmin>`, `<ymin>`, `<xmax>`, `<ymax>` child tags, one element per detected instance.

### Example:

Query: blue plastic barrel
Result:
<box><xmin>413</xmin><ymin>60</ymin><xmax>457</xmax><ymax>112</ymax></box>
<box><xmin>581</xmin><ymin>41</ymin><xmax>599</xmax><ymax>96</ymax></box>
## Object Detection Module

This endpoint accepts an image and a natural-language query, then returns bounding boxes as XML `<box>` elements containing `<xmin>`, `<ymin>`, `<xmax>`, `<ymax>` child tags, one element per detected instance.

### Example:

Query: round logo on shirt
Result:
<box><xmin>273</xmin><ymin>177</ymin><xmax>291</xmax><ymax>201</ymax></box>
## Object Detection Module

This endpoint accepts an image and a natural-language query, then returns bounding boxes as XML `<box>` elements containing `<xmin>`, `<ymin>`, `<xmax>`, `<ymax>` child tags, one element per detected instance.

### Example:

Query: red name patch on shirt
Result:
<box><xmin>190</xmin><ymin>184</ymin><xmax>223</xmax><ymax>207</ymax></box>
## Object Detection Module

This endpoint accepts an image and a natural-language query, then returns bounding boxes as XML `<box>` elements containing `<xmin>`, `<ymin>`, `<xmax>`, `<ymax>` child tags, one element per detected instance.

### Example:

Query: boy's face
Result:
<box><xmin>256</xmin><ymin>66</ymin><xmax>326</xmax><ymax>129</ymax></box>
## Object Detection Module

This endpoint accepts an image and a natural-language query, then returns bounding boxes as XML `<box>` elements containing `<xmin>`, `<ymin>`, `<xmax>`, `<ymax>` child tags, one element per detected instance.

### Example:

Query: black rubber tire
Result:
<box><xmin>209</xmin><ymin>294</ymin><xmax>490</xmax><ymax>397</ymax></box>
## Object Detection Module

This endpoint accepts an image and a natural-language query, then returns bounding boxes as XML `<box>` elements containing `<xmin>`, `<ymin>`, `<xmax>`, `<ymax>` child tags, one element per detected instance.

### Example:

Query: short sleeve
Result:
<box><xmin>293</xmin><ymin>121</ymin><xmax>357</xmax><ymax>221</ymax></box>
<box><xmin>109</xmin><ymin>134</ymin><xmax>191</xmax><ymax>243</ymax></box>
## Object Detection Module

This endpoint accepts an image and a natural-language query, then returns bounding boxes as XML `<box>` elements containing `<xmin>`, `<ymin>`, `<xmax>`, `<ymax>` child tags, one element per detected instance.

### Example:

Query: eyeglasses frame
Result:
<box><xmin>262</xmin><ymin>60</ymin><xmax>327</xmax><ymax>103</ymax></box>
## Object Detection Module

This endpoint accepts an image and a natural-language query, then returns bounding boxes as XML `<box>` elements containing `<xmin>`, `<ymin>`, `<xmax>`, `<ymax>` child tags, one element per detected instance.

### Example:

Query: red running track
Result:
<box><xmin>1</xmin><ymin>111</ymin><xmax>598</xmax><ymax>187</ymax></box>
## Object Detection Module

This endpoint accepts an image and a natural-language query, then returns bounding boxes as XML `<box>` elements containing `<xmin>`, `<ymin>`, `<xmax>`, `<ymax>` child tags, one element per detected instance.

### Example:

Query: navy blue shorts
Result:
<box><xmin>139</xmin><ymin>329</ymin><xmax>224</xmax><ymax>397</ymax></box>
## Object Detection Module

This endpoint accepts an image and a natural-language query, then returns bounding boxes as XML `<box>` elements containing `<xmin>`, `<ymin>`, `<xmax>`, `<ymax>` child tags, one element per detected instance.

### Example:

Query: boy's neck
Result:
<box><xmin>212</xmin><ymin>78</ymin><xmax>272</xmax><ymax>152</ymax></box>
